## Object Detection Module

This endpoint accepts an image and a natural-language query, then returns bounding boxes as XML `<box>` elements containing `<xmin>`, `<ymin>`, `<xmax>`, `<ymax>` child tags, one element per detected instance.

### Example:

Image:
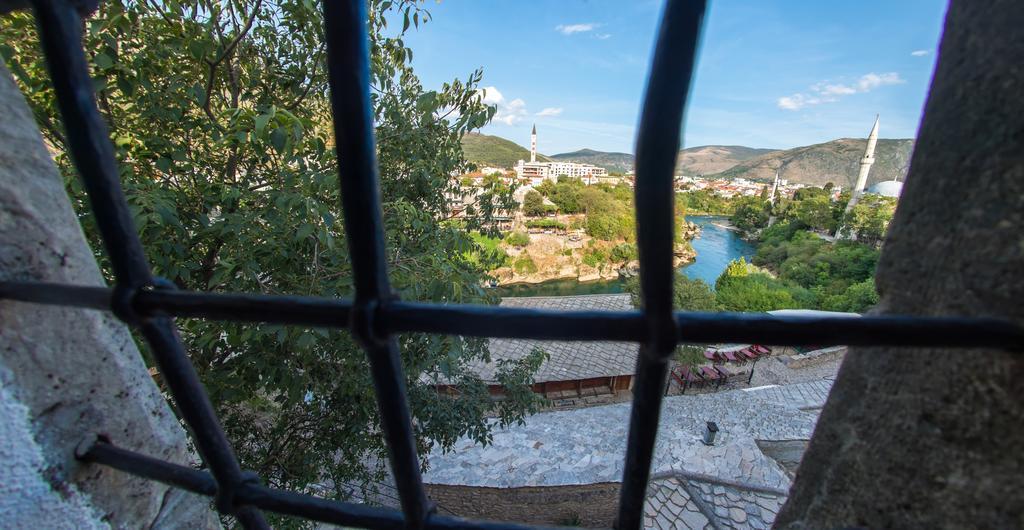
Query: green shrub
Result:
<box><xmin>513</xmin><ymin>255</ymin><xmax>538</xmax><ymax>275</ymax></box>
<box><xmin>467</xmin><ymin>232</ymin><xmax>510</xmax><ymax>268</ymax></box>
<box><xmin>505</xmin><ymin>231</ymin><xmax>530</xmax><ymax>247</ymax></box>
<box><xmin>582</xmin><ymin>246</ymin><xmax>609</xmax><ymax>268</ymax></box>
<box><xmin>525</xmin><ymin>219</ymin><xmax>566</xmax><ymax>230</ymax></box>
<box><xmin>610</xmin><ymin>243</ymin><xmax>637</xmax><ymax>263</ymax></box>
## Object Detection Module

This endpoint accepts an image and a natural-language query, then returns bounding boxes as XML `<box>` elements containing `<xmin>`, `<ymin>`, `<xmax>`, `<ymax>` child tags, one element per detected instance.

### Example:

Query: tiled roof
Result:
<box><xmin>469</xmin><ymin>294</ymin><xmax>639</xmax><ymax>384</ymax></box>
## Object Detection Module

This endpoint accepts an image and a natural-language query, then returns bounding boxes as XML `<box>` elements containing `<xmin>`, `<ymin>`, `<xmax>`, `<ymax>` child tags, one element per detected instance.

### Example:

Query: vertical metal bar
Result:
<box><xmin>320</xmin><ymin>0</ymin><xmax>430</xmax><ymax>527</ymax></box>
<box><xmin>617</xmin><ymin>1</ymin><xmax>706</xmax><ymax>529</ymax></box>
<box><xmin>29</xmin><ymin>1</ymin><xmax>267</xmax><ymax>526</ymax></box>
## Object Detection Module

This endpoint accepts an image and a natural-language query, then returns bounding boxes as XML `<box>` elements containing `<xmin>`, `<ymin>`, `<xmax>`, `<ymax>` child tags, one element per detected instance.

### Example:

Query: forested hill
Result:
<box><xmin>461</xmin><ymin>133</ymin><xmax>551</xmax><ymax>168</ymax></box>
<box><xmin>710</xmin><ymin>138</ymin><xmax>914</xmax><ymax>188</ymax></box>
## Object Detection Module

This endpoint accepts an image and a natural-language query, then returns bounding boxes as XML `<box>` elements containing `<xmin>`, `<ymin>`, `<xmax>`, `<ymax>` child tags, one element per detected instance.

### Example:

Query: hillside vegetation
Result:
<box><xmin>711</xmin><ymin>138</ymin><xmax>914</xmax><ymax>188</ymax></box>
<box><xmin>461</xmin><ymin>132</ymin><xmax>551</xmax><ymax>168</ymax></box>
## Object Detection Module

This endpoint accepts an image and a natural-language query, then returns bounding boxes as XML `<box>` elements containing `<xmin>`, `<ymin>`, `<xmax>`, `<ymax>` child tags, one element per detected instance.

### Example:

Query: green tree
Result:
<box><xmin>715</xmin><ymin>273</ymin><xmax>799</xmax><ymax>312</ymax></box>
<box><xmin>682</xmin><ymin>189</ymin><xmax>734</xmax><ymax>215</ymax></box>
<box><xmin>626</xmin><ymin>275</ymin><xmax>717</xmax><ymax>312</ymax></box>
<box><xmin>522</xmin><ymin>189</ymin><xmax>546</xmax><ymax>217</ymax></box>
<box><xmin>2</xmin><ymin>0</ymin><xmax>543</xmax><ymax>507</ymax></box>
<box><xmin>845</xmin><ymin>194</ymin><xmax>897</xmax><ymax>247</ymax></box>
<box><xmin>793</xmin><ymin>195</ymin><xmax>835</xmax><ymax>232</ymax></box>
<box><xmin>731</xmin><ymin>196</ymin><xmax>770</xmax><ymax>234</ymax></box>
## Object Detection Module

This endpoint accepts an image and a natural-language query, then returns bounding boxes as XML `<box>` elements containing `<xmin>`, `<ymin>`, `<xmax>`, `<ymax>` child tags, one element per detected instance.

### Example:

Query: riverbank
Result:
<box><xmin>494</xmin><ymin>216</ymin><xmax>754</xmax><ymax>297</ymax></box>
<box><xmin>491</xmin><ymin>221</ymin><xmax>700</xmax><ymax>286</ymax></box>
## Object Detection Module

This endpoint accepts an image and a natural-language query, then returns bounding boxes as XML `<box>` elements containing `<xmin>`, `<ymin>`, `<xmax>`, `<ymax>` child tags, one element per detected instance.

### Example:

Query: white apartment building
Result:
<box><xmin>513</xmin><ymin>125</ymin><xmax>608</xmax><ymax>185</ymax></box>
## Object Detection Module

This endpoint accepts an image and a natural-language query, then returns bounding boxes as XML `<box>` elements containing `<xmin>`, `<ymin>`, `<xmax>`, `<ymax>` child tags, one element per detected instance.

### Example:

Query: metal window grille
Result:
<box><xmin>2</xmin><ymin>0</ymin><xmax>1022</xmax><ymax>528</ymax></box>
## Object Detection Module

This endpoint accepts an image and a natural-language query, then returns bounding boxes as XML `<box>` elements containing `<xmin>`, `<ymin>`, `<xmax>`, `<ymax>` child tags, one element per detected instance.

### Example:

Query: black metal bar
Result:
<box><xmin>618</xmin><ymin>1</ymin><xmax>706</xmax><ymax>529</ymax></box>
<box><xmin>384</xmin><ymin>301</ymin><xmax>646</xmax><ymax>342</ymax></box>
<box><xmin>320</xmin><ymin>0</ymin><xmax>430</xmax><ymax>526</ymax></box>
<box><xmin>79</xmin><ymin>441</ymin><xmax>564</xmax><ymax>530</ymax></box>
<box><xmin>28</xmin><ymin>1</ymin><xmax>267</xmax><ymax>526</ymax></box>
<box><xmin>3</xmin><ymin>282</ymin><xmax>1024</xmax><ymax>349</ymax></box>
<box><xmin>78</xmin><ymin>439</ymin><xmax>217</xmax><ymax>496</ymax></box>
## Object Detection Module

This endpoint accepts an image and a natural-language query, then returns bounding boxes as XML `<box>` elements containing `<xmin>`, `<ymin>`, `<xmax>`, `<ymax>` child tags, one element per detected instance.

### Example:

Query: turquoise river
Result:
<box><xmin>494</xmin><ymin>215</ymin><xmax>755</xmax><ymax>297</ymax></box>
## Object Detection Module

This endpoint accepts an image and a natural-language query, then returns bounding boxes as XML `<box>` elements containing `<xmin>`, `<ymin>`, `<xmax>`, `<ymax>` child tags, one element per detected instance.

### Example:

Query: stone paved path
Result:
<box><xmin>742</xmin><ymin>380</ymin><xmax>833</xmax><ymax>410</ymax></box>
<box><xmin>423</xmin><ymin>379</ymin><xmax>833</xmax><ymax>490</ymax></box>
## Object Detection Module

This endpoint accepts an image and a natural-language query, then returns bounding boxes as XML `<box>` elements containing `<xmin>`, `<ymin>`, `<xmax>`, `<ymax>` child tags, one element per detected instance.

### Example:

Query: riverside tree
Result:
<box><xmin>2</xmin><ymin>0</ymin><xmax>542</xmax><ymax>508</ymax></box>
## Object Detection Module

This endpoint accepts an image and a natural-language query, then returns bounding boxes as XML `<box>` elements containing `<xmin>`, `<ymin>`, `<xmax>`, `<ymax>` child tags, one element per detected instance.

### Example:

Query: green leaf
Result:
<box><xmin>255</xmin><ymin>112</ymin><xmax>272</xmax><ymax>135</ymax></box>
<box><xmin>187</xmin><ymin>40</ymin><xmax>206</xmax><ymax>60</ymax></box>
<box><xmin>270</xmin><ymin>128</ymin><xmax>287</xmax><ymax>153</ymax></box>
<box><xmin>94</xmin><ymin>52</ymin><xmax>114</xmax><ymax>69</ymax></box>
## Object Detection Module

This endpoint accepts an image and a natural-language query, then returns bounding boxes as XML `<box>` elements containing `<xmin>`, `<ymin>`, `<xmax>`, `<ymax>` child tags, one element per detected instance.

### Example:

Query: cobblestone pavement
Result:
<box><xmin>742</xmin><ymin>380</ymin><xmax>833</xmax><ymax>410</ymax></box>
<box><xmin>748</xmin><ymin>354</ymin><xmax>843</xmax><ymax>388</ymax></box>
<box><xmin>644</xmin><ymin>475</ymin><xmax>786</xmax><ymax>530</ymax></box>
<box><xmin>423</xmin><ymin>380</ymin><xmax>831</xmax><ymax>491</ymax></box>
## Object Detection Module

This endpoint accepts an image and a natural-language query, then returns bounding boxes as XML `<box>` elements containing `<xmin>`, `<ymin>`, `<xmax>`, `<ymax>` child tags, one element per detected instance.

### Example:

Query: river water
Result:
<box><xmin>494</xmin><ymin>216</ymin><xmax>754</xmax><ymax>297</ymax></box>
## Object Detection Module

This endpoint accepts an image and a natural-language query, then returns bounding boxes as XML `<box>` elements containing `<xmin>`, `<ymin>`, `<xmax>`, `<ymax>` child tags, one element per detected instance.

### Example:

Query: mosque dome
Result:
<box><xmin>867</xmin><ymin>180</ymin><xmax>903</xmax><ymax>198</ymax></box>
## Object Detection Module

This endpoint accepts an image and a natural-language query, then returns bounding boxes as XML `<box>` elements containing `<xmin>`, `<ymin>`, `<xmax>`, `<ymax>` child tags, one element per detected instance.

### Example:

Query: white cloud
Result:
<box><xmin>911</xmin><ymin>49</ymin><xmax>929</xmax><ymax>57</ymax></box>
<box><xmin>556</xmin><ymin>23</ymin><xmax>597</xmax><ymax>35</ymax></box>
<box><xmin>855</xmin><ymin>72</ymin><xmax>904</xmax><ymax>91</ymax></box>
<box><xmin>495</xmin><ymin>98</ymin><xmax>527</xmax><ymax>125</ymax></box>
<box><xmin>818</xmin><ymin>83</ymin><xmax>856</xmax><ymax>96</ymax></box>
<box><xmin>596</xmin><ymin>33</ymin><xmax>612</xmax><ymax>40</ymax></box>
<box><xmin>480</xmin><ymin>86</ymin><xmax>504</xmax><ymax>106</ymax></box>
<box><xmin>478</xmin><ymin>86</ymin><xmax>529</xmax><ymax>125</ymax></box>
<box><xmin>536</xmin><ymin>107</ymin><xmax>563</xmax><ymax>117</ymax></box>
<box><xmin>778</xmin><ymin>72</ymin><xmax>905</xmax><ymax>111</ymax></box>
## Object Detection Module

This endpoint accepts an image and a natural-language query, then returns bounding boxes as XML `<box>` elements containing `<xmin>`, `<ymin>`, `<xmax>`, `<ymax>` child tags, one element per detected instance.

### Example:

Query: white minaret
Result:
<box><xmin>844</xmin><ymin>115</ymin><xmax>880</xmax><ymax>215</ymax></box>
<box><xmin>530</xmin><ymin>124</ymin><xmax>537</xmax><ymax>163</ymax></box>
<box><xmin>768</xmin><ymin>170</ymin><xmax>781</xmax><ymax>205</ymax></box>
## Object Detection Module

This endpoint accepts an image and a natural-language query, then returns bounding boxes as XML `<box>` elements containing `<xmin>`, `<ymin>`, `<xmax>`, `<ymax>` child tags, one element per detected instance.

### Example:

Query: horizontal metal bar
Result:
<box><xmin>78</xmin><ymin>441</ymin><xmax>563</xmax><ymax>530</ymax></box>
<box><xmin>3</xmin><ymin>282</ymin><xmax>1023</xmax><ymax>349</ymax></box>
<box><xmin>672</xmin><ymin>312</ymin><xmax>1024</xmax><ymax>349</ymax></box>
<box><xmin>384</xmin><ymin>301</ymin><xmax>645</xmax><ymax>342</ymax></box>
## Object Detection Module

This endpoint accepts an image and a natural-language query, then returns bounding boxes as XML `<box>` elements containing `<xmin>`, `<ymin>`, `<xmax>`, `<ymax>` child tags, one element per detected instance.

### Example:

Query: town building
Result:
<box><xmin>513</xmin><ymin>125</ymin><xmax>608</xmax><ymax>185</ymax></box>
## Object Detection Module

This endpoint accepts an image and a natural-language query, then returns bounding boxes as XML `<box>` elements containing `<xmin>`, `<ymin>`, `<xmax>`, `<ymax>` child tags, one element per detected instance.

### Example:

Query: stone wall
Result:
<box><xmin>0</xmin><ymin>62</ymin><xmax>218</xmax><ymax>527</ymax></box>
<box><xmin>426</xmin><ymin>482</ymin><xmax>621</xmax><ymax>527</ymax></box>
<box><xmin>776</xmin><ymin>0</ymin><xmax>1024</xmax><ymax>527</ymax></box>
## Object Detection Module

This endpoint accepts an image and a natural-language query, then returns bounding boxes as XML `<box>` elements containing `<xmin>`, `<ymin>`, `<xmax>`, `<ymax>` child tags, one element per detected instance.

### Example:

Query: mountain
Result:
<box><xmin>709</xmin><ymin>138</ymin><xmax>914</xmax><ymax>188</ymax></box>
<box><xmin>549</xmin><ymin>148</ymin><xmax>634</xmax><ymax>173</ymax></box>
<box><xmin>676</xmin><ymin>145</ymin><xmax>779</xmax><ymax>175</ymax></box>
<box><xmin>461</xmin><ymin>133</ymin><xmax>550</xmax><ymax>168</ymax></box>
<box><xmin>462</xmin><ymin>133</ymin><xmax>915</xmax><ymax>189</ymax></box>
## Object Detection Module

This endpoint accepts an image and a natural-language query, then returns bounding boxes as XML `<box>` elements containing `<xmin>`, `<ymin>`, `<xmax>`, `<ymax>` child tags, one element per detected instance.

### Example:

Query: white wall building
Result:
<box><xmin>513</xmin><ymin>125</ymin><xmax>608</xmax><ymax>185</ymax></box>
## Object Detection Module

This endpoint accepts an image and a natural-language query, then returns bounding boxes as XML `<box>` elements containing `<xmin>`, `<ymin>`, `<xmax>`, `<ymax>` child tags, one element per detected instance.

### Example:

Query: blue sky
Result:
<box><xmin>402</xmin><ymin>0</ymin><xmax>948</xmax><ymax>154</ymax></box>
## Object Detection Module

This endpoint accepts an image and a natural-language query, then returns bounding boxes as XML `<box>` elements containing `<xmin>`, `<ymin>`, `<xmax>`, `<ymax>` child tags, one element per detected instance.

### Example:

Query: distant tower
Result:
<box><xmin>844</xmin><ymin>115</ymin><xmax>880</xmax><ymax>215</ymax></box>
<box><xmin>530</xmin><ymin>124</ymin><xmax>537</xmax><ymax>163</ymax></box>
